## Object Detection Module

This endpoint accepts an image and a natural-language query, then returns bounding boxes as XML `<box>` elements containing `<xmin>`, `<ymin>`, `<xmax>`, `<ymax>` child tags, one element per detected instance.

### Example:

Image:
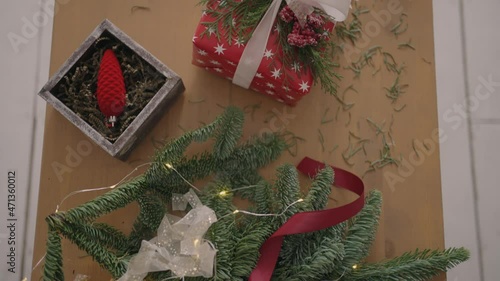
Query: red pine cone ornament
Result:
<box><xmin>96</xmin><ymin>49</ymin><xmax>126</xmax><ymax>127</ymax></box>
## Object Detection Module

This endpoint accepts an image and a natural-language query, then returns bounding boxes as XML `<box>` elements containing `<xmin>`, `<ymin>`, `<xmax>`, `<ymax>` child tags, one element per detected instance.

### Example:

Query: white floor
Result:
<box><xmin>0</xmin><ymin>0</ymin><xmax>498</xmax><ymax>280</ymax></box>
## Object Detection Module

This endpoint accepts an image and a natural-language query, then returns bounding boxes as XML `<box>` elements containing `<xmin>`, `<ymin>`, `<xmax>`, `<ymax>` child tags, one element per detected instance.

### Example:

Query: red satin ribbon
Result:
<box><xmin>248</xmin><ymin>157</ymin><xmax>365</xmax><ymax>281</ymax></box>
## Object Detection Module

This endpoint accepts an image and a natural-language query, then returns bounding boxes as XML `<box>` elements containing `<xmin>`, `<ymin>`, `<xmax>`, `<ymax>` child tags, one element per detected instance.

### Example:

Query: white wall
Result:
<box><xmin>0</xmin><ymin>1</ymin><xmax>52</xmax><ymax>280</ymax></box>
<box><xmin>435</xmin><ymin>0</ymin><xmax>500</xmax><ymax>280</ymax></box>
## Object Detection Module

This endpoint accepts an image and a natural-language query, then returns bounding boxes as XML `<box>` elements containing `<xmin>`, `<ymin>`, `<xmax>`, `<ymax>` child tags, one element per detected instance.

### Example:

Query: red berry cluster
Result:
<box><xmin>279</xmin><ymin>6</ymin><xmax>326</xmax><ymax>48</ymax></box>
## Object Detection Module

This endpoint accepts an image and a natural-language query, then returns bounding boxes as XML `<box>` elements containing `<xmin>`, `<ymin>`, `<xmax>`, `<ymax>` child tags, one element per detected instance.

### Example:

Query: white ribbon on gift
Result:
<box><xmin>232</xmin><ymin>0</ymin><xmax>351</xmax><ymax>89</ymax></box>
<box><xmin>118</xmin><ymin>189</ymin><xmax>218</xmax><ymax>281</ymax></box>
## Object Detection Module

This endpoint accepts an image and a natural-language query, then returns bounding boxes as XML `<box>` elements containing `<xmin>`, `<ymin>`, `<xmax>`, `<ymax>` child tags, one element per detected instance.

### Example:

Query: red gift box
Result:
<box><xmin>192</xmin><ymin>7</ymin><xmax>334</xmax><ymax>105</ymax></box>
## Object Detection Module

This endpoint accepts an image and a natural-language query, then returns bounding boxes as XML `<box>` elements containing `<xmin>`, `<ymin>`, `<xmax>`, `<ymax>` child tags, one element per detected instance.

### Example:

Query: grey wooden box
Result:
<box><xmin>38</xmin><ymin>19</ymin><xmax>184</xmax><ymax>160</ymax></box>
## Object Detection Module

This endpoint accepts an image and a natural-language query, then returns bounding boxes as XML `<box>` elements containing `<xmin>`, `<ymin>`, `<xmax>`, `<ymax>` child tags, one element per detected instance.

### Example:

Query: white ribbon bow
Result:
<box><xmin>232</xmin><ymin>0</ymin><xmax>351</xmax><ymax>89</ymax></box>
<box><xmin>118</xmin><ymin>190</ymin><xmax>218</xmax><ymax>280</ymax></box>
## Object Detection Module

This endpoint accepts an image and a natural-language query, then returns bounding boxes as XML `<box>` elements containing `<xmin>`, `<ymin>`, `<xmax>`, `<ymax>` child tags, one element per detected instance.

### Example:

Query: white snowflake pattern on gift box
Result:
<box><xmin>209</xmin><ymin>60</ymin><xmax>221</xmax><ymax>66</ymax></box>
<box><xmin>206</xmin><ymin>26</ymin><xmax>216</xmax><ymax>36</ymax></box>
<box><xmin>266</xmin><ymin>90</ymin><xmax>275</xmax><ymax>96</ymax></box>
<box><xmin>263</xmin><ymin>49</ymin><xmax>274</xmax><ymax>59</ymax></box>
<box><xmin>214</xmin><ymin>43</ymin><xmax>226</xmax><ymax>55</ymax></box>
<box><xmin>255</xmin><ymin>72</ymin><xmax>263</xmax><ymax>78</ymax></box>
<box><xmin>282</xmin><ymin>85</ymin><xmax>291</xmax><ymax>92</ymax></box>
<box><xmin>198</xmin><ymin>49</ymin><xmax>208</xmax><ymax>56</ymax></box>
<box><xmin>266</xmin><ymin>82</ymin><xmax>275</xmax><ymax>89</ymax></box>
<box><xmin>271</xmin><ymin>68</ymin><xmax>281</xmax><ymax>79</ymax></box>
<box><xmin>291</xmin><ymin>61</ymin><xmax>301</xmax><ymax>72</ymax></box>
<box><xmin>196</xmin><ymin>59</ymin><xmax>205</xmax><ymax>64</ymax></box>
<box><xmin>234</xmin><ymin>37</ymin><xmax>245</xmax><ymax>48</ymax></box>
<box><xmin>299</xmin><ymin>80</ymin><xmax>310</xmax><ymax>92</ymax></box>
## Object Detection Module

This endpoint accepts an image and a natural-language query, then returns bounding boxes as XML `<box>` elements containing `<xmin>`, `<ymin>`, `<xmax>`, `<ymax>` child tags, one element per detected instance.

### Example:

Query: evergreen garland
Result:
<box><xmin>41</xmin><ymin>107</ymin><xmax>468</xmax><ymax>280</ymax></box>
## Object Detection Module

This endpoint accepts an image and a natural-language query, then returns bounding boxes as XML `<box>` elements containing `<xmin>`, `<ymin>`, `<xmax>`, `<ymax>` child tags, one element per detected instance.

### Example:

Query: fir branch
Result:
<box><xmin>79</xmin><ymin>223</ymin><xmax>129</xmax><ymax>253</ymax></box>
<box><xmin>41</xmin><ymin>107</ymin><xmax>468</xmax><ymax>280</ymax></box>
<box><xmin>348</xmin><ymin>248</ymin><xmax>470</xmax><ymax>281</ymax></box>
<box><xmin>231</xmin><ymin>220</ymin><xmax>275</xmax><ymax>278</ymax></box>
<box><xmin>274</xmin><ymin>164</ymin><xmax>301</xmax><ymax>222</ymax></box>
<box><xmin>145</xmin><ymin>109</ymin><xmax>223</xmax><ymax>190</ymax></box>
<box><xmin>279</xmin><ymin>167</ymin><xmax>338</xmax><ymax>267</ymax></box>
<box><xmin>335</xmin><ymin>3</ymin><xmax>366</xmax><ymax>44</ymax></box>
<box><xmin>301</xmin><ymin>166</ymin><xmax>334</xmax><ymax>212</ymax></box>
<box><xmin>213</xmin><ymin>106</ymin><xmax>245</xmax><ymax>159</ymax></box>
<box><xmin>205</xmin><ymin>192</ymin><xmax>238</xmax><ymax>280</ymax></box>
<box><xmin>64</xmin><ymin>177</ymin><xmax>145</xmax><ymax>224</ymax></box>
<box><xmin>200</xmin><ymin>0</ymin><xmax>273</xmax><ymax>43</ymax></box>
<box><xmin>276</xmin><ymin>238</ymin><xmax>345</xmax><ymax>281</ymax></box>
<box><xmin>336</xmin><ymin>190</ymin><xmax>383</xmax><ymax>275</ymax></box>
<box><xmin>42</xmin><ymin>230</ymin><xmax>64</xmax><ymax>281</ymax></box>
<box><xmin>252</xmin><ymin>182</ymin><xmax>275</xmax><ymax>214</ymax></box>
<box><xmin>127</xmin><ymin>192</ymin><xmax>166</xmax><ymax>251</ymax></box>
<box><xmin>59</xmin><ymin>221</ymin><xmax>128</xmax><ymax>278</ymax></box>
<box><xmin>227</xmin><ymin>133</ymin><xmax>287</xmax><ymax>174</ymax></box>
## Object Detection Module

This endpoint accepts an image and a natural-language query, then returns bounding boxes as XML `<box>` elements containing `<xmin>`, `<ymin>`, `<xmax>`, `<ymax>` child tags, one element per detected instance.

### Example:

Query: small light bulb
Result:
<box><xmin>194</xmin><ymin>239</ymin><xmax>199</xmax><ymax>246</ymax></box>
<box><xmin>297</xmin><ymin>198</ymin><xmax>304</xmax><ymax>202</ymax></box>
<box><xmin>352</xmin><ymin>264</ymin><xmax>358</xmax><ymax>269</ymax></box>
<box><xmin>219</xmin><ymin>190</ymin><xmax>228</xmax><ymax>197</ymax></box>
<box><xmin>110</xmin><ymin>184</ymin><xmax>116</xmax><ymax>189</ymax></box>
<box><xmin>165</xmin><ymin>163</ymin><xmax>173</xmax><ymax>169</ymax></box>
<box><xmin>233</xmin><ymin>210</ymin><xmax>240</xmax><ymax>214</ymax></box>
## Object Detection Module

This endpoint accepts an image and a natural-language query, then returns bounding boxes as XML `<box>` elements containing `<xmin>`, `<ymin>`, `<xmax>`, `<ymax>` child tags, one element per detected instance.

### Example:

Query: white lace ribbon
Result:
<box><xmin>118</xmin><ymin>190</ymin><xmax>218</xmax><ymax>280</ymax></box>
<box><xmin>232</xmin><ymin>0</ymin><xmax>351</xmax><ymax>89</ymax></box>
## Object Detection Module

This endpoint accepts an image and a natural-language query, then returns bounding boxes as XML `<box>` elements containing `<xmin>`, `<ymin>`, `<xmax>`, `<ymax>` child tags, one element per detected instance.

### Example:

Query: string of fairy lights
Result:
<box><xmin>28</xmin><ymin>162</ymin><xmax>358</xmax><ymax>280</ymax></box>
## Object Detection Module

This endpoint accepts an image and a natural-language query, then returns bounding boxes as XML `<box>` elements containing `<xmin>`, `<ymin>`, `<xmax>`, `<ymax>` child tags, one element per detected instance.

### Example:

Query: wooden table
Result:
<box><xmin>33</xmin><ymin>0</ymin><xmax>445</xmax><ymax>280</ymax></box>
